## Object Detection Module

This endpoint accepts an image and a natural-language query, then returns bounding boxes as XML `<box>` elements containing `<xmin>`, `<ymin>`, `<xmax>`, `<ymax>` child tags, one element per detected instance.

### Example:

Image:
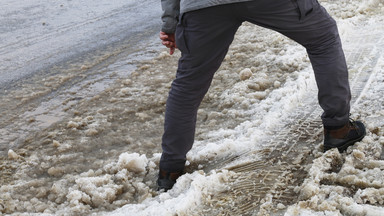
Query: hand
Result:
<box><xmin>159</xmin><ymin>31</ymin><xmax>177</xmax><ymax>55</ymax></box>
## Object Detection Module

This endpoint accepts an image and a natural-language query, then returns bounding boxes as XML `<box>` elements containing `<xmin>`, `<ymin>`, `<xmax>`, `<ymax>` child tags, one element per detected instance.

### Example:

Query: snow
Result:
<box><xmin>7</xmin><ymin>149</ymin><xmax>19</xmax><ymax>160</ymax></box>
<box><xmin>116</xmin><ymin>153</ymin><xmax>148</xmax><ymax>173</ymax></box>
<box><xmin>0</xmin><ymin>0</ymin><xmax>383</xmax><ymax>215</ymax></box>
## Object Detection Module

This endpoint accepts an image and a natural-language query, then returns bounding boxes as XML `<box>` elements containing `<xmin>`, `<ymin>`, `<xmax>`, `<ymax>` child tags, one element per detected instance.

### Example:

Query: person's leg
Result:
<box><xmin>160</xmin><ymin>5</ymin><xmax>242</xmax><ymax>175</ymax></box>
<box><xmin>240</xmin><ymin>0</ymin><xmax>350</xmax><ymax>126</ymax></box>
<box><xmin>239</xmin><ymin>0</ymin><xmax>365</xmax><ymax>151</ymax></box>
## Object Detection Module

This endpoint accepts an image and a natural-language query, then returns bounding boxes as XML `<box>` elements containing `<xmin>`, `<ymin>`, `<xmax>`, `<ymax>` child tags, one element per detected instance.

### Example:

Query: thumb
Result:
<box><xmin>170</xmin><ymin>47</ymin><xmax>175</xmax><ymax>55</ymax></box>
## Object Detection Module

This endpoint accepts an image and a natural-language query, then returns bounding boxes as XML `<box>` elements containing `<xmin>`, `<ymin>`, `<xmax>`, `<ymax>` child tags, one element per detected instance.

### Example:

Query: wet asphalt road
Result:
<box><xmin>0</xmin><ymin>0</ymin><xmax>162</xmax><ymax>89</ymax></box>
<box><xmin>0</xmin><ymin>0</ymin><xmax>163</xmax><ymax>154</ymax></box>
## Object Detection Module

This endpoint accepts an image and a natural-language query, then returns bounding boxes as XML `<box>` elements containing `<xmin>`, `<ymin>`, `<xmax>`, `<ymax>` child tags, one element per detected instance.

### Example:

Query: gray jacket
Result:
<box><xmin>161</xmin><ymin>0</ymin><xmax>252</xmax><ymax>33</ymax></box>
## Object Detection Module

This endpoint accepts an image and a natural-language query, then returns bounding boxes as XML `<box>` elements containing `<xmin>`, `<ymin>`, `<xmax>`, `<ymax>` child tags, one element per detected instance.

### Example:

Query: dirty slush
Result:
<box><xmin>1</xmin><ymin>0</ymin><xmax>384</xmax><ymax>215</ymax></box>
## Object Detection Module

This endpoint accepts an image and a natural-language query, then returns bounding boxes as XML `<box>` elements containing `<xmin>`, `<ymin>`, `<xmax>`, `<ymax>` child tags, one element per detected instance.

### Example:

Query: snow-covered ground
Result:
<box><xmin>1</xmin><ymin>0</ymin><xmax>383</xmax><ymax>215</ymax></box>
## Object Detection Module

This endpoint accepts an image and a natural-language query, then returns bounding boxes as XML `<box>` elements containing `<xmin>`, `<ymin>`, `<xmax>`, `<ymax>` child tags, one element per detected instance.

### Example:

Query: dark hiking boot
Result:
<box><xmin>323</xmin><ymin>120</ymin><xmax>366</xmax><ymax>152</ymax></box>
<box><xmin>157</xmin><ymin>169</ymin><xmax>183</xmax><ymax>192</ymax></box>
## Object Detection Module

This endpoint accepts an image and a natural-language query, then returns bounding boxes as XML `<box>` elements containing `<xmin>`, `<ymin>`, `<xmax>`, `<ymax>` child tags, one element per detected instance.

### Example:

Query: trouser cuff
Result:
<box><xmin>159</xmin><ymin>156</ymin><xmax>186</xmax><ymax>172</ymax></box>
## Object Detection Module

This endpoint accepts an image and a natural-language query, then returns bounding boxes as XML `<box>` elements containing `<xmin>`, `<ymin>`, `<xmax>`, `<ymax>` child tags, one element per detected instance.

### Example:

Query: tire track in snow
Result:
<box><xmin>199</xmin><ymin>30</ymin><xmax>383</xmax><ymax>215</ymax></box>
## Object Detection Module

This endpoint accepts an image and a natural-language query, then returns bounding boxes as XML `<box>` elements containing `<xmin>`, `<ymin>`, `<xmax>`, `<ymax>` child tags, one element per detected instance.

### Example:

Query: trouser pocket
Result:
<box><xmin>175</xmin><ymin>13</ymin><xmax>190</xmax><ymax>54</ymax></box>
<box><xmin>292</xmin><ymin>0</ymin><xmax>319</xmax><ymax>20</ymax></box>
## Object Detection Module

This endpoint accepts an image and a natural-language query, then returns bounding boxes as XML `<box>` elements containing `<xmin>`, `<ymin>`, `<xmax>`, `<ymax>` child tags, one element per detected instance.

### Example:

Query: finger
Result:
<box><xmin>162</xmin><ymin>41</ymin><xmax>177</xmax><ymax>49</ymax></box>
<box><xmin>160</xmin><ymin>34</ymin><xmax>169</xmax><ymax>40</ymax></box>
<box><xmin>162</xmin><ymin>41</ymin><xmax>172</xmax><ymax>47</ymax></box>
<box><xmin>170</xmin><ymin>47</ymin><xmax>175</xmax><ymax>55</ymax></box>
<box><xmin>159</xmin><ymin>32</ymin><xmax>169</xmax><ymax>40</ymax></box>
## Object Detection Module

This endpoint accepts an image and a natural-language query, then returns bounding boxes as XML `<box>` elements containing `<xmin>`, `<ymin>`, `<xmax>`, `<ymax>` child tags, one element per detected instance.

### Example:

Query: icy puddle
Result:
<box><xmin>1</xmin><ymin>0</ymin><xmax>384</xmax><ymax>215</ymax></box>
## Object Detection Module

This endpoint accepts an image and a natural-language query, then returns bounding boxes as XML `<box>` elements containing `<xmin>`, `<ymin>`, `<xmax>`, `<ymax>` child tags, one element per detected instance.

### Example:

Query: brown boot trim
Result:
<box><xmin>159</xmin><ymin>169</ymin><xmax>182</xmax><ymax>181</ymax></box>
<box><xmin>325</xmin><ymin>122</ymin><xmax>356</xmax><ymax>139</ymax></box>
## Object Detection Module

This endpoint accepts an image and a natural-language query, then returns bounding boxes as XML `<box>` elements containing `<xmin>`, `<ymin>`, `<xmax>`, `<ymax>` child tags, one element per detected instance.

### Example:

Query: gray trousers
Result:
<box><xmin>160</xmin><ymin>0</ymin><xmax>351</xmax><ymax>172</ymax></box>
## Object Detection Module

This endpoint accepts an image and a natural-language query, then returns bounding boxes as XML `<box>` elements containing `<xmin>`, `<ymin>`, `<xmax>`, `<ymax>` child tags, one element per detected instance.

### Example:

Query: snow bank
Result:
<box><xmin>105</xmin><ymin>170</ymin><xmax>234</xmax><ymax>216</ymax></box>
<box><xmin>286</xmin><ymin>8</ymin><xmax>384</xmax><ymax>214</ymax></box>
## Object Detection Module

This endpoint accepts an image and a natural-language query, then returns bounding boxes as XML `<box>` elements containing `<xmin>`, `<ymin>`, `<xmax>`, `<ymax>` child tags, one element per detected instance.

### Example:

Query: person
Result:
<box><xmin>157</xmin><ymin>0</ymin><xmax>366</xmax><ymax>191</ymax></box>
